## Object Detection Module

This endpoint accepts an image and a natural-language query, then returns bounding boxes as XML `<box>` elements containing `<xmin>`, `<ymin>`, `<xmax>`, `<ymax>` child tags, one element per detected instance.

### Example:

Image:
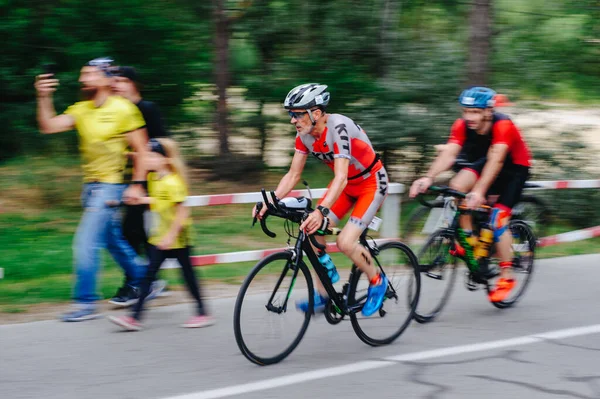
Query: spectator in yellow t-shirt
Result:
<box><xmin>35</xmin><ymin>57</ymin><xmax>149</xmax><ymax>321</ymax></box>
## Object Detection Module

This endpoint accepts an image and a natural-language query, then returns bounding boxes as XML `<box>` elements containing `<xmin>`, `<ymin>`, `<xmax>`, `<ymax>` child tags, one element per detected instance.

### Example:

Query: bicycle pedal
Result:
<box><xmin>464</xmin><ymin>272</ymin><xmax>480</xmax><ymax>291</ymax></box>
<box><xmin>425</xmin><ymin>271</ymin><xmax>443</xmax><ymax>280</ymax></box>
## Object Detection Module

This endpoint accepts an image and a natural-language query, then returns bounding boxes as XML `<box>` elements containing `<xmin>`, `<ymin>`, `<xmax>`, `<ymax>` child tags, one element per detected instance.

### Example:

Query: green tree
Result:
<box><xmin>0</xmin><ymin>0</ymin><xmax>208</xmax><ymax>162</ymax></box>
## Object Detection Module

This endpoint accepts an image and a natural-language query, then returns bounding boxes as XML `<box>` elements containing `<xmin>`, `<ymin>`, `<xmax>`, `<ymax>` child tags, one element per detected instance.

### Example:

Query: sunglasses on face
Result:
<box><xmin>288</xmin><ymin>110</ymin><xmax>308</xmax><ymax>120</ymax></box>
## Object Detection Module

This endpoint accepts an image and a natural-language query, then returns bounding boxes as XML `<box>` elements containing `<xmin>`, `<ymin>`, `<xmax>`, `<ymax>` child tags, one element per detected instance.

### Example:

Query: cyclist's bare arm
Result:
<box><xmin>299</xmin><ymin>157</ymin><xmax>348</xmax><ymax>234</ymax></box>
<box><xmin>273</xmin><ymin>151</ymin><xmax>308</xmax><ymax>199</ymax></box>
<box><xmin>35</xmin><ymin>74</ymin><xmax>75</xmax><ymax>134</ymax></box>
<box><xmin>319</xmin><ymin>157</ymin><xmax>349</xmax><ymax>209</ymax></box>
<box><xmin>472</xmin><ymin>143</ymin><xmax>509</xmax><ymax>195</ymax></box>
<box><xmin>410</xmin><ymin>143</ymin><xmax>461</xmax><ymax>197</ymax></box>
<box><xmin>254</xmin><ymin>151</ymin><xmax>308</xmax><ymax>218</ymax></box>
<box><xmin>426</xmin><ymin>142</ymin><xmax>462</xmax><ymax>178</ymax></box>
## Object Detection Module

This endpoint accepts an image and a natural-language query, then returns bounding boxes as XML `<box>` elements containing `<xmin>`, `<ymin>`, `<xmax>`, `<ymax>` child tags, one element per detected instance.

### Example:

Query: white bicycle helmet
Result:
<box><xmin>283</xmin><ymin>83</ymin><xmax>330</xmax><ymax>109</ymax></box>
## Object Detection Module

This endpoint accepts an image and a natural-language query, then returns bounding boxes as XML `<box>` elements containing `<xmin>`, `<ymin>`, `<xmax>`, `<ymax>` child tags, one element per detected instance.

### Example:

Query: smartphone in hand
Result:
<box><xmin>42</xmin><ymin>63</ymin><xmax>57</xmax><ymax>77</ymax></box>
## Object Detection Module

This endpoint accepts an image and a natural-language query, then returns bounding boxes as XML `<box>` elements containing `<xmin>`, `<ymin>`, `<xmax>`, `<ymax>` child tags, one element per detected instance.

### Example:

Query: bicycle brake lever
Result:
<box><xmin>252</xmin><ymin>201</ymin><xmax>262</xmax><ymax>227</ymax></box>
<box><xmin>261</xmin><ymin>189</ymin><xmax>278</xmax><ymax>212</ymax></box>
<box><xmin>270</xmin><ymin>191</ymin><xmax>279</xmax><ymax>208</ymax></box>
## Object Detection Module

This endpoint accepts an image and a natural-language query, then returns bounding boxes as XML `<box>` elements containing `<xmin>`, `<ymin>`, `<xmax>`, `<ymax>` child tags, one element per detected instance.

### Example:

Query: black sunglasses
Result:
<box><xmin>288</xmin><ymin>110</ymin><xmax>308</xmax><ymax>119</ymax></box>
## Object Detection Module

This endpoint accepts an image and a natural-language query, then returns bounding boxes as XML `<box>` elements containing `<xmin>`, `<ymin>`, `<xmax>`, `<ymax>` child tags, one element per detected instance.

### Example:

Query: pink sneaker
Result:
<box><xmin>181</xmin><ymin>315</ymin><xmax>215</xmax><ymax>328</ymax></box>
<box><xmin>108</xmin><ymin>315</ymin><xmax>142</xmax><ymax>331</ymax></box>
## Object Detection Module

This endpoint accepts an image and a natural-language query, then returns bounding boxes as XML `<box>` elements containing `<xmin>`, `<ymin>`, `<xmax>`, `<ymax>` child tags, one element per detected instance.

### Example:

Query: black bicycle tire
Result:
<box><xmin>413</xmin><ymin>229</ymin><xmax>458</xmax><ymax>323</ymax></box>
<box><xmin>403</xmin><ymin>204</ymin><xmax>447</xmax><ymax>247</ymax></box>
<box><xmin>233</xmin><ymin>251</ymin><xmax>314</xmax><ymax>365</ymax></box>
<box><xmin>348</xmin><ymin>241</ymin><xmax>421</xmax><ymax>346</ymax></box>
<box><xmin>488</xmin><ymin>220</ymin><xmax>536</xmax><ymax>309</ymax></box>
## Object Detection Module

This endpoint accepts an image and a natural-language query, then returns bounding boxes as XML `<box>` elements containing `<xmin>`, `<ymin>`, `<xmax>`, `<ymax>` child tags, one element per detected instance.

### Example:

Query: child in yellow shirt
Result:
<box><xmin>109</xmin><ymin>138</ymin><xmax>213</xmax><ymax>330</ymax></box>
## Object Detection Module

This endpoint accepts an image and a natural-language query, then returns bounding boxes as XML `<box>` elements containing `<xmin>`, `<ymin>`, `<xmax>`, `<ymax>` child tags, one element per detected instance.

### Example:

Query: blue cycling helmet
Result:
<box><xmin>458</xmin><ymin>87</ymin><xmax>497</xmax><ymax>108</ymax></box>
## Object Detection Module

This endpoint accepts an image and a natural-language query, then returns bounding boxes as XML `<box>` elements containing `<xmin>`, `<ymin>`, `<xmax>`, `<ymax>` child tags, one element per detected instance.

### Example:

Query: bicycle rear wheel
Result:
<box><xmin>487</xmin><ymin>220</ymin><xmax>536</xmax><ymax>309</ymax></box>
<box><xmin>412</xmin><ymin>229</ymin><xmax>458</xmax><ymax>323</ymax></box>
<box><xmin>512</xmin><ymin>195</ymin><xmax>551</xmax><ymax>240</ymax></box>
<box><xmin>348</xmin><ymin>241</ymin><xmax>420</xmax><ymax>346</ymax></box>
<box><xmin>233</xmin><ymin>251</ymin><xmax>313</xmax><ymax>365</ymax></box>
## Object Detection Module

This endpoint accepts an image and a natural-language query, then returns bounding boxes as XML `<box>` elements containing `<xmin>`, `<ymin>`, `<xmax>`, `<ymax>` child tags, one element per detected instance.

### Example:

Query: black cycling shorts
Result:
<box><xmin>454</xmin><ymin>157</ymin><xmax>530</xmax><ymax>209</ymax></box>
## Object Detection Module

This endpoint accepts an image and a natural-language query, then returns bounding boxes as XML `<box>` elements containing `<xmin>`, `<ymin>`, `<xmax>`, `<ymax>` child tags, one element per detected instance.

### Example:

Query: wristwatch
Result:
<box><xmin>317</xmin><ymin>205</ymin><xmax>330</xmax><ymax>217</ymax></box>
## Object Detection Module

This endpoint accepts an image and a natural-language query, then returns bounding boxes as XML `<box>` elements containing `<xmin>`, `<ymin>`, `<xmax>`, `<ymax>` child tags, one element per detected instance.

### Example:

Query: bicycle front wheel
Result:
<box><xmin>348</xmin><ymin>241</ymin><xmax>420</xmax><ymax>346</ymax></box>
<box><xmin>233</xmin><ymin>251</ymin><xmax>313</xmax><ymax>365</ymax></box>
<box><xmin>413</xmin><ymin>229</ymin><xmax>458</xmax><ymax>323</ymax></box>
<box><xmin>403</xmin><ymin>202</ymin><xmax>445</xmax><ymax>251</ymax></box>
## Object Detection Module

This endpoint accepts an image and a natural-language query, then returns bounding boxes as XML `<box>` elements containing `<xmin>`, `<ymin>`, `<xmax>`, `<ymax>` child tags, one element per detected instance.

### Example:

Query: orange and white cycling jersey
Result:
<box><xmin>295</xmin><ymin>114</ymin><xmax>383</xmax><ymax>184</ymax></box>
<box><xmin>295</xmin><ymin>114</ymin><xmax>388</xmax><ymax>229</ymax></box>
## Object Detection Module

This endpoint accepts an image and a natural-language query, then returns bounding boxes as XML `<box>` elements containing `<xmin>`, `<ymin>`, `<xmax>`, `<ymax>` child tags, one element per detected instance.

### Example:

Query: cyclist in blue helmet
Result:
<box><xmin>410</xmin><ymin>87</ymin><xmax>533</xmax><ymax>303</ymax></box>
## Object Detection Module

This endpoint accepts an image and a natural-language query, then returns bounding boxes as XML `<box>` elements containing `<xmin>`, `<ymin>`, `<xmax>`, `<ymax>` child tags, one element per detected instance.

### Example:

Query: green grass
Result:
<box><xmin>0</xmin><ymin>155</ymin><xmax>343</xmax><ymax>306</ymax></box>
<box><xmin>538</xmin><ymin>237</ymin><xmax>600</xmax><ymax>259</ymax></box>
<box><xmin>1</xmin><ymin>154</ymin><xmax>599</xmax><ymax>309</ymax></box>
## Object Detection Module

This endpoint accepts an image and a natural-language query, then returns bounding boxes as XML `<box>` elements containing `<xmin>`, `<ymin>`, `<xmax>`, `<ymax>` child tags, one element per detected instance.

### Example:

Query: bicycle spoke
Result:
<box><xmin>234</xmin><ymin>252</ymin><xmax>313</xmax><ymax>365</ymax></box>
<box><xmin>349</xmin><ymin>241</ymin><xmax>420</xmax><ymax>346</ymax></box>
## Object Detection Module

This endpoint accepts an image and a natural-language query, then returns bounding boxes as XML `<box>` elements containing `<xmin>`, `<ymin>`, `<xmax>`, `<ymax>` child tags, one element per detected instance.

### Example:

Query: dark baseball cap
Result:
<box><xmin>114</xmin><ymin>66</ymin><xmax>140</xmax><ymax>83</ymax></box>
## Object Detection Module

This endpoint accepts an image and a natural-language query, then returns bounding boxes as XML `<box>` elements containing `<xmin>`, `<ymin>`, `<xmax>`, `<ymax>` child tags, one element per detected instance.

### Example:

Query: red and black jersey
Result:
<box><xmin>447</xmin><ymin>113</ymin><xmax>532</xmax><ymax>168</ymax></box>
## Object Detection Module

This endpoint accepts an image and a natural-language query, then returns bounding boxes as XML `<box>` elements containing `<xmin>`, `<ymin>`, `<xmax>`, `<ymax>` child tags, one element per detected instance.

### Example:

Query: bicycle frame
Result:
<box><xmin>253</xmin><ymin>187</ymin><xmax>396</xmax><ymax>318</ymax></box>
<box><xmin>448</xmin><ymin>211</ymin><xmax>480</xmax><ymax>273</ymax></box>
<box><xmin>268</xmin><ymin>228</ymin><xmax>385</xmax><ymax>317</ymax></box>
<box><xmin>443</xmin><ymin>201</ymin><xmax>494</xmax><ymax>275</ymax></box>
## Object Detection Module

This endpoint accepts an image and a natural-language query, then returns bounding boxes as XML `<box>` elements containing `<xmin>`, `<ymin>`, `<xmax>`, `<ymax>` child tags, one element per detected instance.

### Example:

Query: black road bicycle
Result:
<box><xmin>403</xmin><ymin>167</ymin><xmax>551</xmax><ymax>248</ymax></box>
<box><xmin>411</xmin><ymin>186</ymin><xmax>536</xmax><ymax>323</ymax></box>
<box><xmin>233</xmin><ymin>186</ymin><xmax>421</xmax><ymax>365</ymax></box>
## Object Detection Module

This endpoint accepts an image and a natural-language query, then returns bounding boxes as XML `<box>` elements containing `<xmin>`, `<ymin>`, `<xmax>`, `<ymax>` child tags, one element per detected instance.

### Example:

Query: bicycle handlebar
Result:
<box><xmin>309</xmin><ymin>234</ymin><xmax>326</xmax><ymax>251</ymax></box>
<box><xmin>429</xmin><ymin>185</ymin><xmax>467</xmax><ymax>199</ymax></box>
<box><xmin>417</xmin><ymin>186</ymin><xmax>466</xmax><ymax>208</ymax></box>
<box><xmin>416</xmin><ymin>194</ymin><xmax>444</xmax><ymax>209</ymax></box>
<box><xmin>252</xmin><ymin>188</ymin><xmax>339</xmax><ymax>245</ymax></box>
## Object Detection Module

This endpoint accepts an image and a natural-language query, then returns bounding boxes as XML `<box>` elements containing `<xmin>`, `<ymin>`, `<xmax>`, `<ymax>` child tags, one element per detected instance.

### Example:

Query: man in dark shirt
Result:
<box><xmin>110</xmin><ymin>66</ymin><xmax>170</xmax><ymax>306</ymax></box>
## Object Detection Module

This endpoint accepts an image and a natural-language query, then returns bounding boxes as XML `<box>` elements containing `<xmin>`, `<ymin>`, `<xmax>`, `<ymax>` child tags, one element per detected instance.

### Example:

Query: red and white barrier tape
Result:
<box><xmin>526</xmin><ymin>179</ymin><xmax>600</xmax><ymax>190</ymax></box>
<box><xmin>539</xmin><ymin>225</ymin><xmax>600</xmax><ymax>248</ymax></box>
<box><xmin>173</xmin><ymin>226</ymin><xmax>600</xmax><ymax>268</ymax></box>
<box><xmin>162</xmin><ymin>179</ymin><xmax>600</xmax><ymax>270</ymax></box>
<box><xmin>162</xmin><ymin>239</ymin><xmax>393</xmax><ymax>269</ymax></box>
<box><xmin>184</xmin><ymin>183</ymin><xmax>405</xmax><ymax>207</ymax></box>
<box><xmin>180</xmin><ymin>180</ymin><xmax>600</xmax><ymax>208</ymax></box>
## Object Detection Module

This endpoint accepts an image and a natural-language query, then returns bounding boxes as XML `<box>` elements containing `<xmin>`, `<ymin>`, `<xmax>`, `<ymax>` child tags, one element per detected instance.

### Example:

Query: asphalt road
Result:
<box><xmin>2</xmin><ymin>254</ymin><xmax>600</xmax><ymax>399</ymax></box>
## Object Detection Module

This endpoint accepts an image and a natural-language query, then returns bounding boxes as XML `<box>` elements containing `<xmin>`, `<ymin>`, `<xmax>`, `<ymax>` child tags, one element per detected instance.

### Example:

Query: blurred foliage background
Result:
<box><xmin>1</xmin><ymin>0</ymin><xmax>599</xmax><ymax>221</ymax></box>
<box><xmin>1</xmin><ymin>0</ymin><xmax>600</xmax><ymax>307</ymax></box>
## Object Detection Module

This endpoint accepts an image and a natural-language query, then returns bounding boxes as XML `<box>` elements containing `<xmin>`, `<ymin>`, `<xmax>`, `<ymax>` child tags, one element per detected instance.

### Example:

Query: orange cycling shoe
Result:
<box><xmin>488</xmin><ymin>278</ymin><xmax>516</xmax><ymax>302</ymax></box>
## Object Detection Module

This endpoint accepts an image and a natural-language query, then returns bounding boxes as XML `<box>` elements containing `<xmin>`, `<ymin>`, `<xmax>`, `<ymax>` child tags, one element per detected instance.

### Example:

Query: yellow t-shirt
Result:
<box><xmin>147</xmin><ymin>172</ymin><xmax>193</xmax><ymax>249</ymax></box>
<box><xmin>64</xmin><ymin>96</ymin><xmax>146</xmax><ymax>183</ymax></box>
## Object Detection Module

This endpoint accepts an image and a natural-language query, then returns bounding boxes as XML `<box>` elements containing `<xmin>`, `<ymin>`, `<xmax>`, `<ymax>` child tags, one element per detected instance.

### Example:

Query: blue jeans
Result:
<box><xmin>72</xmin><ymin>183</ymin><xmax>144</xmax><ymax>305</ymax></box>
